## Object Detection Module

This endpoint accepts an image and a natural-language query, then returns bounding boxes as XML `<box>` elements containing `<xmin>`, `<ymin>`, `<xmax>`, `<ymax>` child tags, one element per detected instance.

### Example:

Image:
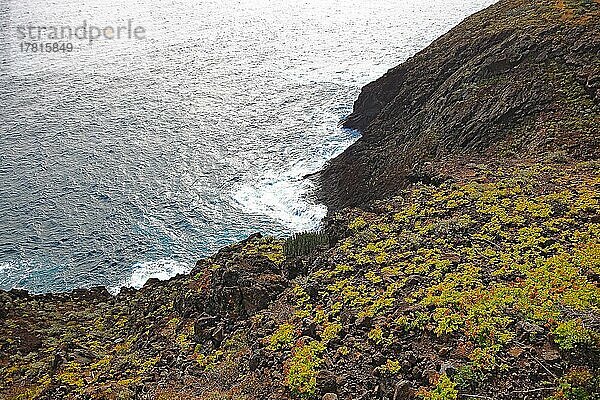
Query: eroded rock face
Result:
<box><xmin>317</xmin><ymin>0</ymin><xmax>599</xmax><ymax>209</ymax></box>
<box><xmin>205</xmin><ymin>265</ymin><xmax>287</xmax><ymax>319</ymax></box>
<box><xmin>188</xmin><ymin>234</ymin><xmax>289</xmax><ymax>319</ymax></box>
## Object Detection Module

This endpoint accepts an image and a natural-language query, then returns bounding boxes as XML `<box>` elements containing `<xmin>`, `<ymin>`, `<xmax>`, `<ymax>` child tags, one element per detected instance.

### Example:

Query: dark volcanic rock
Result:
<box><xmin>317</xmin><ymin>0</ymin><xmax>599</xmax><ymax>209</ymax></box>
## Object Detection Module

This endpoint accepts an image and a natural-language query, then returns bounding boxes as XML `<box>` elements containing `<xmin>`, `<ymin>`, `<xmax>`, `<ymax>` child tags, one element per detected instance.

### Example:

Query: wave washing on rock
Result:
<box><xmin>109</xmin><ymin>259</ymin><xmax>192</xmax><ymax>295</ymax></box>
<box><xmin>232</xmin><ymin>168</ymin><xmax>328</xmax><ymax>232</ymax></box>
<box><xmin>108</xmin><ymin>127</ymin><xmax>361</xmax><ymax>294</ymax></box>
<box><xmin>231</xmin><ymin>127</ymin><xmax>360</xmax><ymax>232</ymax></box>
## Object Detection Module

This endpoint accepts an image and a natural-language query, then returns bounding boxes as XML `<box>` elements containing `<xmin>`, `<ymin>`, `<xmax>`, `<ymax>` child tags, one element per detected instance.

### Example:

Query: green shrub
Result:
<box><xmin>553</xmin><ymin>319</ymin><xmax>596</xmax><ymax>349</ymax></box>
<box><xmin>418</xmin><ymin>374</ymin><xmax>458</xmax><ymax>400</ymax></box>
<box><xmin>285</xmin><ymin>340</ymin><xmax>324</xmax><ymax>399</ymax></box>
<box><xmin>269</xmin><ymin>323</ymin><xmax>296</xmax><ymax>350</ymax></box>
<box><xmin>284</xmin><ymin>231</ymin><xmax>330</xmax><ymax>257</ymax></box>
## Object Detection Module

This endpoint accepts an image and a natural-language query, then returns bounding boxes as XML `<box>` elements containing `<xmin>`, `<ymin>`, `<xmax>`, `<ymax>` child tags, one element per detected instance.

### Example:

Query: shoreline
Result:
<box><xmin>2</xmin><ymin>0</ymin><xmax>599</xmax><ymax>398</ymax></box>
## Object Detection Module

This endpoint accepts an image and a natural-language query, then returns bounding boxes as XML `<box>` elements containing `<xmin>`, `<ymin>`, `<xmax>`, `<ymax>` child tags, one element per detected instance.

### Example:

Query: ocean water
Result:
<box><xmin>0</xmin><ymin>0</ymin><xmax>495</xmax><ymax>294</ymax></box>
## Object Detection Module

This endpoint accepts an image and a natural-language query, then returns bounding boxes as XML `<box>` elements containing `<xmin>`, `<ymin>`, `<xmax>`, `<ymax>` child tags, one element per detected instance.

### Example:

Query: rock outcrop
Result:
<box><xmin>317</xmin><ymin>0</ymin><xmax>599</xmax><ymax>209</ymax></box>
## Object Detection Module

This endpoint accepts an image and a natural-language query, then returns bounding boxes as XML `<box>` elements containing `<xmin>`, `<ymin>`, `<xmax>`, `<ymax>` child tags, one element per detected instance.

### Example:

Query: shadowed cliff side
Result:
<box><xmin>317</xmin><ymin>0</ymin><xmax>599</xmax><ymax>210</ymax></box>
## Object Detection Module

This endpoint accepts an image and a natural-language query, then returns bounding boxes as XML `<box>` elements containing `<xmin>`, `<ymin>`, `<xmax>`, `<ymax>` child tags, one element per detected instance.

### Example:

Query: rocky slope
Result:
<box><xmin>2</xmin><ymin>161</ymin><xmax>599</xmax><ymax>400</ymax></box>
<box><xmin>1</xmin><ymin>1</ymin><xmax>599</xmax><ymax>400</ymax></box>
<box><xmin>317</xmin><ymin>0</ymin><xmax>599</xmax><ymax>209</ymax></box>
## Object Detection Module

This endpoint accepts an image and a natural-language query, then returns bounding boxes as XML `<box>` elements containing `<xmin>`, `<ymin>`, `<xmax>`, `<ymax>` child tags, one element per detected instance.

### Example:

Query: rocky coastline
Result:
<box><xmin>1</xmin><ymin>0</ymin><xmax>599</xmax><ymax>399</ymax></box>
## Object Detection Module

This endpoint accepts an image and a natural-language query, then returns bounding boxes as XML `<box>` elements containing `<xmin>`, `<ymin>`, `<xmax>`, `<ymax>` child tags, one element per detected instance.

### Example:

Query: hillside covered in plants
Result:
<box><xmin>1</xmin><ymin>0</ymin><xmax>599</xmax><ymax>399</ymax></box>
<box><xmin>2</xmin><ymin>160</ymin><xmax>599</xmax><ymax>399</ymax></box>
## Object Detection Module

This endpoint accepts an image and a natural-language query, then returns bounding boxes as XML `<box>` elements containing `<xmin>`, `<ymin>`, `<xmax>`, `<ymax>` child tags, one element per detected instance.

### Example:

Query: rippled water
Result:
<box><xmin>0</xmin><ymin>0</ymin><xmax>495</xmax><ymax>293</ymax></box>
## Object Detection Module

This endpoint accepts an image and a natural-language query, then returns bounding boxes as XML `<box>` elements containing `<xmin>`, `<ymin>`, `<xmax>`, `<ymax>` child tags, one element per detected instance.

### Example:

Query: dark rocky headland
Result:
<box><xmin>1</xmin><ymin>0</ymin><xmax>599</xmax><ymax>399</ymax></box>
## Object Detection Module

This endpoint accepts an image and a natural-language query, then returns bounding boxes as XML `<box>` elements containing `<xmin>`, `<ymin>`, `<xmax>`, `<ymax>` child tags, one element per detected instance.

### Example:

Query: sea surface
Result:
<box><xmin>0</xmin><ymin>0</ymin><xmax>495</xmax><ymax>293</ymax></box>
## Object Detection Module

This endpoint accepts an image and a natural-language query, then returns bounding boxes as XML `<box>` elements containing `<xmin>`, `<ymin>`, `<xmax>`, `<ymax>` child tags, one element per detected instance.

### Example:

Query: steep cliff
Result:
<box><xmin>318</xmin><ymin>0</ymin><xmax>599</xmax><ymax>209</ymax></box>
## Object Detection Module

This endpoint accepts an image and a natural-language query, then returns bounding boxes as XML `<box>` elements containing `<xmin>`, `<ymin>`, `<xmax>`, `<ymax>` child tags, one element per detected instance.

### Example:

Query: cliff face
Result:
<box><xmin>318</xmin><ymin>0</ymin><xmax>599</xmax><ymax>209</ymax></box>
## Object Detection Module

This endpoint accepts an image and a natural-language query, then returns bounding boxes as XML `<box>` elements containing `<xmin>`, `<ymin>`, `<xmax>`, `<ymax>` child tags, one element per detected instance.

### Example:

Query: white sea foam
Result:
<box><xmin>232</xmin><ymin>127</ymin><xmax>360</xmax><ymax>232</ymax></box>
<box><xmin>0</xmin><ymin>260</ymin><xmax>34</xmax><ymax>292</ymax></box>
<box><xmin>0</xmin><ymin>262</ymin><xmax>15</xmax><ymax>272</ymax></box>
<box><xmin>110</xmin><ymin>259</ymin><xmax>191</xmax><ymax>294</ymax></box>
<box><xmin>232</xmin><ymin>166</ymin><xmax>327</xmax><ymax>232</ymax></box>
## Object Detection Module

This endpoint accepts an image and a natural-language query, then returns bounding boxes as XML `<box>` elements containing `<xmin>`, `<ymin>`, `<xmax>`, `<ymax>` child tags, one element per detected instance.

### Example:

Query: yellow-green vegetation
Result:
<box><xmin>282</xmin><ymin>291</ymin><xmax>344</xmax><ymax>398</ymax></box>
<box><xmin>285</xmin><ymin>340</ymin><xmax>325</xmax><ymax>399</ymax></box>
<box><xmin>283</xmin><ymin>318</ymin><xmax>343</xmax><ymax>398</ymax></box>
<box><xmin>417</xmin><ymin>374</ymin><xmax>458</xmax><ymax>400</ymax></box>
<box><xmin>553</xmin><ymin>318</ymin><xmax>597</xmax><ymax>350</ymax></box>
<box><xmin>194</xmin><ymin>331</ymin><xmax>250</xmax><ymax>372</ymax></box>
<box><xmin>269</xmin><ymin>323</ymin><xmax>297</xmax><ymax>350</ymax></box>
<box><xmin>547</xmin><ymin>366</ymin><xmax>600</xmax><ymax>400</ymax></box>
<box><xmin>194</xmin><ymin>350</ymin><xmax>225</xmax><ymax>371</ymax></box>
<box><xmin>367</xmin><ymin>326</ymin><xmax>384</xmax><ymax>344</ymax></box>
<box><xmin>377</xmin><ymin>359</ymin><xmax>402</xmax><ymax>375</ymax></box>
<box><xmin>287</xmin><ymin>161</ymin><xmax>600</xmax><ymax>396</ymax></box>
<box><xmin>242</xmin><ymin>237</ymin><xmax>285</xmax><ymax>265</ymax></box>
<box><xmin>1</xmin><ymin>162</ymin><xmax>598</xmax><ymax>400</ymax></box>
<box><xmin>56</xmin><ymin>362</ymin><xmax>85</xmax><ymax>388</ymax></box>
